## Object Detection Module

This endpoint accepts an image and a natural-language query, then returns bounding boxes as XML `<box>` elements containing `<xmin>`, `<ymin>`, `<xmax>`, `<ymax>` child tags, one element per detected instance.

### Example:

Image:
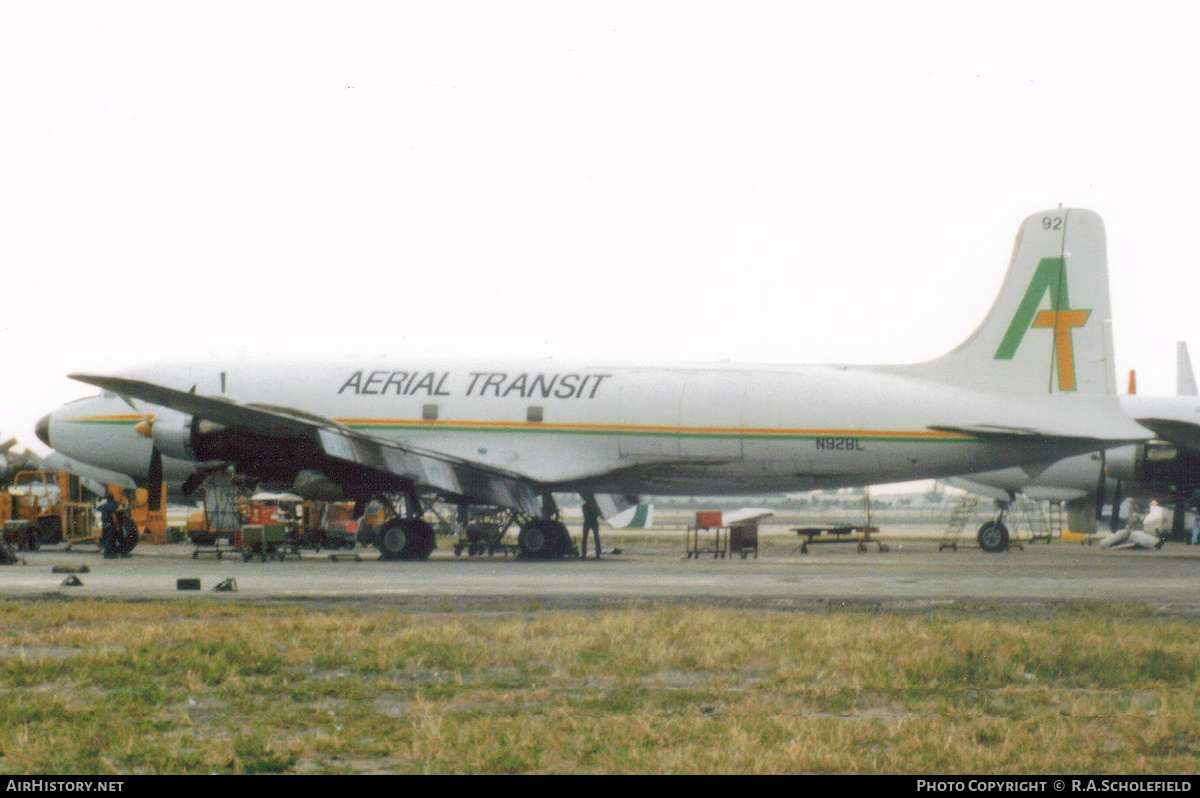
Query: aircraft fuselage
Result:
<box><xmin>43</xmin><ymin>358</ymin><xmax>1131</xmax><ymax>497</ymax></box>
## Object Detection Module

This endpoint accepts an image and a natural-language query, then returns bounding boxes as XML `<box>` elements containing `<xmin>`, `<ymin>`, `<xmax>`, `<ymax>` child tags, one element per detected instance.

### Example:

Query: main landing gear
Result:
<box><xmin>371</xmin><ymin>487</ymin><xmax>437</xmax><ymax>561</ymax></box>
<box><xmin>515</xmin><ymin>494</ymin><xmax>575</xmax><ymax>560</ymax></box>
<box><xmin>366</xmin><ymin>488</ymin><xmax>576</xmax><ymax>561</ymax></box>
<box><xmin>377</xmin><ymin>517</ymin><xmax>437</xmax><ymax>561</ymax></box>
<box><xmin>516</xmin><ymin>518</ymin><xmax>572</xmax><ymax>559</ymax></box>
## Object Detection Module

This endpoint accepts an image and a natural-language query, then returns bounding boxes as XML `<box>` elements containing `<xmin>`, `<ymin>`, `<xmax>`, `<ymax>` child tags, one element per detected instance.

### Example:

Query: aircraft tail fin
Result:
<box><xmin>607</xmin><ymin>503</ymin><xmax>653</xmax><ymax>530</ymax></box>
<box><xmin>1177</xmin><ymin>341</ymin><xmax>1197</xmax><ymax>397</ymax></box>
<box><xmin>900</xmin><ymin>208</ymin><xmax>1116</xmax><ymax>396</ymax></box>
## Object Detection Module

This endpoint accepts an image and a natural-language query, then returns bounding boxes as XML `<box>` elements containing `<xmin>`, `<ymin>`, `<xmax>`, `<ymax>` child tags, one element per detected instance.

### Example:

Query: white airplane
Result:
<box><xmin>37</xmin><ymin>208</ymin><xmax>1150</xmax><ymax>560</ymax></box>
<box><xmin>948</xmin><ymin>341</ymin><xmax>1200</xmax><ymax>548</ymax></box>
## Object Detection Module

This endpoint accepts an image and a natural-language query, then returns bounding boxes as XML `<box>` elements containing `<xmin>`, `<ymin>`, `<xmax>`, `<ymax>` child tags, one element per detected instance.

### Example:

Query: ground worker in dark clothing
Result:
<box><xmin>581</xmin><ymin>496</ymin><xmax>602</xmax><ymax>560</ymax></box>
<box><xmin>98</xmin><ymin>492</ymin><xmax>120</xmax><ymax>559</ymax></box>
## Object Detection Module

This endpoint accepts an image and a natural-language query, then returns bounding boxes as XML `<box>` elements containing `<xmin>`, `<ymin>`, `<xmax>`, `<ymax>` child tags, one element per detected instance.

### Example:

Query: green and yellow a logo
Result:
<box><xmin>994</xmin><ymin>257</ymin><xmax>1091</xmax><ymax>391</ymax></box>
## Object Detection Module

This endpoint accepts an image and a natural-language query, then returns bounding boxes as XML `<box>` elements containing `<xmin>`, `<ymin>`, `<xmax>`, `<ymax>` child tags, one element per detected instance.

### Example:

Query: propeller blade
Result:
<box><xmin>1110</xmin><ymin>480</ymin><xmax>1123</xmax><ymax>533</ymax></box>
<box><xmin>1095</xmin><ymin>450</ymin><xmax>1107</xmax><ymax>521</ymax></box>
<box><xmin>147</xmin><ymin>446</ymin><xmax>163</xmax><ymax>512</ymax></box>
<box><xmin>118</xmin><ymin>394</ymin><xmax>155</xmax><ymax>437</ymax></box>
<box><xmin>181</xmin><ymin>472</ymin><xmax>206</xmax><ymax>497</ymax></box>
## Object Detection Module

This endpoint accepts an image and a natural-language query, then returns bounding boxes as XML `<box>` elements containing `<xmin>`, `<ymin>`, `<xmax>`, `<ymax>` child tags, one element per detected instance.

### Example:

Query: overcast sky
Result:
<box><xmin>5</xmin><ymin>2</ymin><xmax>1200</xmax><ymax>456</ymax></box>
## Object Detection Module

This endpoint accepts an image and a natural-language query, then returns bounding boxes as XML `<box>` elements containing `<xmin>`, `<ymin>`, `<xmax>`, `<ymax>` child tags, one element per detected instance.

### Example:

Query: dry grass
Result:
<box><xmin>0</xmin><ymin>600</ymin><xmax>1197</xmax><ymax>773</ymax></box>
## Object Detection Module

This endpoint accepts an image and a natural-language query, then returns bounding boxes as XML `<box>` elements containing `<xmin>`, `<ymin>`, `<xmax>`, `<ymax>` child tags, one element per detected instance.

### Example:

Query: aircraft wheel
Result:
<box><xmin>518</xmin><ymin>520</ymin><xmax>563</xmax><ymax>559</ymax></box>
<box><xmin>119</xmin><ymin>519</ymin><xmax>139</xmax><ymax>555</ymax></box>
<box><xmin>378</xmin><ymin>518</ymin><xmax>435</xmax><ymax>561</ymax></box>
<box><xmin>409</xmin><ymin>520</ymin><xmax>436</xmax><ymax>560</ymax></box>
<box><xmin>378</xmin><ymin>518</ymin><xmax>408</xmax><ymax>560</ymax></box>
<box><xmin>977</xmin><ymin>521</ymin><xmax>1009</xmax><ymax>553</ymax></box>
<box><xmin>552</xmin><ymin>521</ymin><xmax>572</xmax><ymax>558</ymax></box>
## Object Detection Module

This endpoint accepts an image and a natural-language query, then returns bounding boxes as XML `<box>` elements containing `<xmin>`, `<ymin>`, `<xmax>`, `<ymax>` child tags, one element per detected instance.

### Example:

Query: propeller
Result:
<box><xmin>1093</xmin><ymin>449</ymin><xmax>1125</xmax><ymax>532</ymax></box>
<box><xmin>1109</xmin><ymin>478</ymin><xmax>1123</xmax><ymax>533</ymax></box>
<box><xmin>118</xmin><ymin>395</ymin><xmax>164</xmax><ymax>513</ymax></box>
<box><xmin>180</xmin><ymin>471</ymin><xmax>207</xmax><ymax>497</ymax></box>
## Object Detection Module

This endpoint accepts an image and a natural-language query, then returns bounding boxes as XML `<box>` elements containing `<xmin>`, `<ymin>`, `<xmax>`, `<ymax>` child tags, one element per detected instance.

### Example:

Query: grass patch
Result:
<box><xmin>0</xmin><ymin>600</ymin><xmax>1198</xmax><ymax>773</ymax></box>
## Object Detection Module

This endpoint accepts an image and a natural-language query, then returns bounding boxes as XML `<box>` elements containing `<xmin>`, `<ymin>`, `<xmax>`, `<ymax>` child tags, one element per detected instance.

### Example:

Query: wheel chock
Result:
<box><xmin>61</xmin><ymin>575</ymin><xmax>84</xmax><ymax>587</ymax></box>
<box><xmin>213</xmin><ymin>578</ymin><xmax>238</xmax><ymax>592</ymax></box>
<box><xmin>176</xmin><ymin>578</ymin><xmax>201</xmax><ymax>591</ymax></box>
<box><xmin>52</xmin><ymin>565</ymin><xmax>90</xmax><ymax>574</ymax></box>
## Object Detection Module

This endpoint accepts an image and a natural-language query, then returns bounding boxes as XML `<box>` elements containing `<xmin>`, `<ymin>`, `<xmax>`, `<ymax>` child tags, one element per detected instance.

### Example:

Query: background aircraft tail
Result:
<box><xmin>1177</xmin><ymin>341</ymin><xmax>1197</xmax><ymax>397</ymax></box>
<box><xmin>607</xmin><ymin>503</ymin><xmax>653</xmax><ymax>529</ymax></box>
<box><xmin>901</xmin><ymin>208</ymin><xmax>1116</xmax><ymax>396</ymax></box>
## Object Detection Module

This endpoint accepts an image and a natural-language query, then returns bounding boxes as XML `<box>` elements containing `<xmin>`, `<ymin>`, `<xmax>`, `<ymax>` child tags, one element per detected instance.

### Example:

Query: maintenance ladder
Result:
<box><xmin>940</xmin><ymin>494</ymin><xmax>1062</xmax><ymax>551</ymax></box>
<box><xmin>938</xmin><ymin>495</ymin><xmax>979</xmax><ymax>551</ymax></box>
<box><xmin>1013</xmin><ymin>497</ymin><xmax>1061</xmax><ymax>544</ymax></box>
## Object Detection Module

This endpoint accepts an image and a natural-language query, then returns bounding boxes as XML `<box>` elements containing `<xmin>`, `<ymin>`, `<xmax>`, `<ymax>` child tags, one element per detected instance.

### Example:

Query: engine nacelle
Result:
<box><xmin>151</xmin><ymin>409</ymin><xmax>227</xmax><ymax>463</ymax></box>
<box><xmin>151</xmin><ymin>407</ymin><xmax>198</xmax><ymax>462</ymax></box>
<box><xmin>1105</xmin><ymin>441</ymin><xmax>1200</xmax><ymax>491</ymax></box>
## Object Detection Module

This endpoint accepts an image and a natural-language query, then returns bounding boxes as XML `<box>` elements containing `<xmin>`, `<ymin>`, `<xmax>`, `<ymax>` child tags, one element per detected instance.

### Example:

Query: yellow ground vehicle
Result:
<box><xmin>0</xmin><ymin>470</ymin><xmax>95</xmax><ymax>550</ymax></box>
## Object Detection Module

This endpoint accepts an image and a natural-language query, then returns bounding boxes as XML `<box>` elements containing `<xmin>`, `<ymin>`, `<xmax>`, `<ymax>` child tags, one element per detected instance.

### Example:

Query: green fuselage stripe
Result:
<box><xmin>66</xmin><ymin>416</ymin><xmax>978</xmax><ymax>444</ymax></box>
<box><xmin>342</xmin><ymin>421</ymin><xmax>974</xmax><ymax>443</ymax></box>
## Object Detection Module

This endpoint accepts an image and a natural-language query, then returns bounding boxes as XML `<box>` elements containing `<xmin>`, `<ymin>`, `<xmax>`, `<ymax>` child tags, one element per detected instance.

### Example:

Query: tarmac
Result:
<box><xmin>3</xmin><ymin>526</ymin><xmax>1200</xmax><ymax>615</ymax></box>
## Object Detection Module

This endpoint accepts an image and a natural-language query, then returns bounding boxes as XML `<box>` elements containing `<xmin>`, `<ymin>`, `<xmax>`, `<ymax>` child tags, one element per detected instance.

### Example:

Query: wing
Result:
<box><xmin>1133</xmin><ymin>418</ymin><xmax>1200</xmax><ymax>453</ymax></box>
<box><xmin>69</xmin><ymin>374</ymin><xmax>542</xmax><ymax>515</ymax></box>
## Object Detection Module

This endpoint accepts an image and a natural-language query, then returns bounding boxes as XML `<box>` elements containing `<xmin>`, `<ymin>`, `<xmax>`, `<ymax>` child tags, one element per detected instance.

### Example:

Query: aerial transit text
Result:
<box><xmin>338</xmin><ymin>370</ymin><xmax>613</xmax><ymax>400</ymax></box>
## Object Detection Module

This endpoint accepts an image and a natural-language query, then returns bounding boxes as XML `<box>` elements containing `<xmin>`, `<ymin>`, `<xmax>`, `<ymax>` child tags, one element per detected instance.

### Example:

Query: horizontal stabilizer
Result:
<box><xmin>928</xmin><ymin>419</ymin><xmax>1146</xmax><ymax>443</ymax></box>
<box><xmin>1133</xmin><ymin>418</ymin><xmax>1200</xmax><ymax>452</ymax></box>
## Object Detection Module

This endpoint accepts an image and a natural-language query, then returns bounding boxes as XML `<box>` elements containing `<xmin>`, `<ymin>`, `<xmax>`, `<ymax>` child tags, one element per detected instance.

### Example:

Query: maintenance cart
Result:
<box><xmin>453</xmin><ymin>510</ymin><xmax>521</xmax><ymax>557</ymax></box>
<box><xmin>793</xmin><ymin>525</ymin><xmax>888</xmax><ymax>554</ymax></box>
<box><xmin>792</xmin><ymin>489</ymin><xmax>887</xmax><ymax>554</ymax></box>
<box><xmin>240</xmin><ymin>523</ymin><xmax>289</xmax><ymax>562</ymax></box>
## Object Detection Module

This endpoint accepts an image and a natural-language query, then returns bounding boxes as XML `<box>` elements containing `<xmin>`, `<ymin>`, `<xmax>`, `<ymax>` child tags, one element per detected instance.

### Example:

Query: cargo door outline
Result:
<box><xmin>617</xmin><ymin>371</ymin><xmax>686</xmax><ymax>459</ymax></box>
<box><xmin>678</xmin><ymin>371</ymin><xmax>748</xmax><ymax>460</ymax></box>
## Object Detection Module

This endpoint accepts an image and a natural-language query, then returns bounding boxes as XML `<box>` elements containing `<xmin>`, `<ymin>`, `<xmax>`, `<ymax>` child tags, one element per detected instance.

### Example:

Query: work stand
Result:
<box><xmin>686</xmin><ymin>524</ymin><xmax>728</xmax><ymax>559</ymax></box>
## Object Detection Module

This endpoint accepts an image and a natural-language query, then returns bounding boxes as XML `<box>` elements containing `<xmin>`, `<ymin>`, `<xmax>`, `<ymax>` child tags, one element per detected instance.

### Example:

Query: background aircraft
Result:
<box><xmin>0</xmin><ymin>435</ymin><xmax>42</xmax><ymax>486</ymax></box>
<box><xmin>948</xmin><ymin>342</ymin><xmax>1200</xmax><ymax>547</ymax></box>
<box><xmin>38</xmin><ymin>209</ymin><xmax>1149</xmax><ymax>560</ymax></box>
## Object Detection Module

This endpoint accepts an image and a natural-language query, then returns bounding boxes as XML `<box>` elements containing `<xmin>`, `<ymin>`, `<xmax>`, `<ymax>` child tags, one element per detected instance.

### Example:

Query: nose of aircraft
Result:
<box><xmin>35</xmin><ymin>413</ymin><xmax>51</xmax><ymax>447</ymax></box>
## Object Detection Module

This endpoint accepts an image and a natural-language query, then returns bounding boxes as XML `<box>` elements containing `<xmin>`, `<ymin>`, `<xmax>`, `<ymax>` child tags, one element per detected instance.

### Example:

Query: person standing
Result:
<box><xmin>97</xmin><ymin>492</ymin><xmax>120</xmax><ymax>559</ymax></box>
<box><xmin>581</xmin><ymin>496</ymin><xmax>602</xmax><ymax>560</ymax></box>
